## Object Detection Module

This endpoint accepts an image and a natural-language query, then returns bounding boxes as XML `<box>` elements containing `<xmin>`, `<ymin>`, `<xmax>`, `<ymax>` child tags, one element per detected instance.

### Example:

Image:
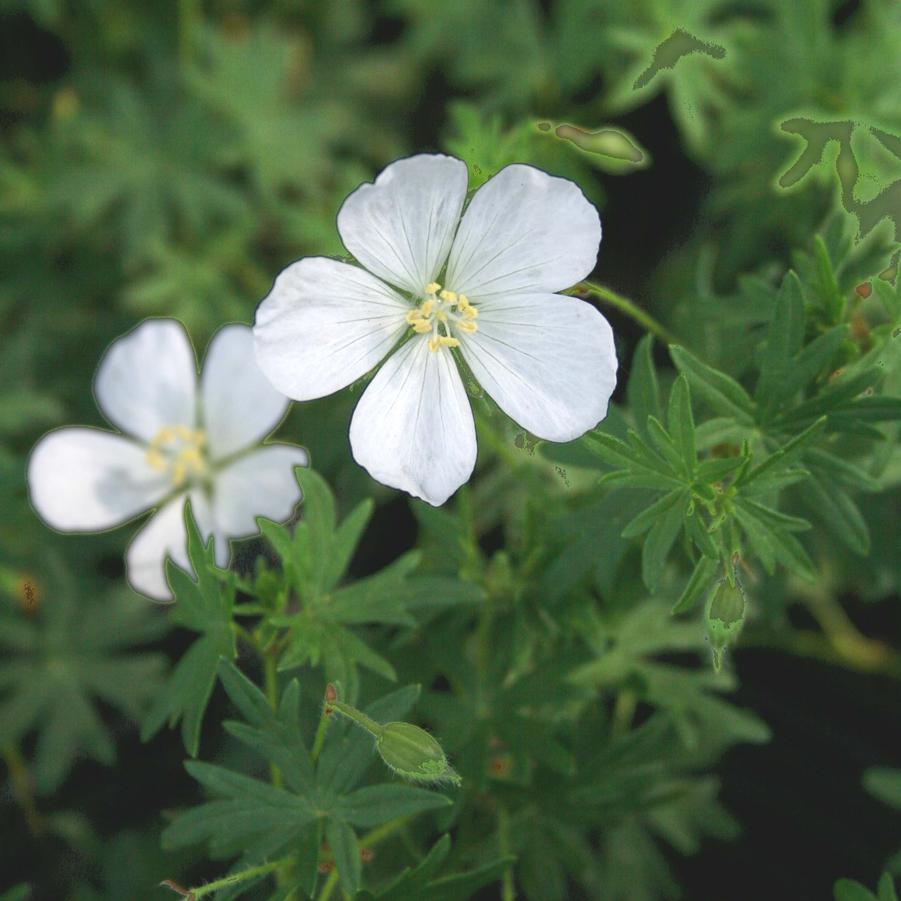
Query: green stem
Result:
<box><xmin>317</xmin><ymin>868</ymin><xmax>340</xmax><ymax>901</ymax></box>
<box><xmin>578</xmin><ymin>280</ymin><xmax>679</xmax><ymax>345</ymax></box>
<box><xmin>2</xmin><ymin>743</ymin><xmax>42</xmax><ymax>836</ymax></box>
<box><xmin>263</xmin><ymin>653</ymin><xmax>284</xmax><ymax>789</ymax></box>
<box><xmin>182</xmin><ymin>858</ymin><xmax>291</xmax><ymax>898</ymax></box>
<box><xmin>328</xmin><ymin>701</ymin><xmax>384</xmax><ymax>737</ymax></box>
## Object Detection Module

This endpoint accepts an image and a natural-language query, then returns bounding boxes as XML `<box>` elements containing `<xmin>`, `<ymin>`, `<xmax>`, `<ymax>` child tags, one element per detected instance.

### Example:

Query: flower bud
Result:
<box><xmin>705</xmin><ymin>578</ymin><xmax>746</xmax><ymax>672</ymax></box>
<box><xmin>376</xmin><ymin>722</ymin><xmax>461</xmax><ymax>786</ymax></box>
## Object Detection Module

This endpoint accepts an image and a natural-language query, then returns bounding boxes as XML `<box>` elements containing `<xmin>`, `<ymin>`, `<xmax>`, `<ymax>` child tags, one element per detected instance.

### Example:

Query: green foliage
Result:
<box><xmin>4</xmin><ymin>1</ymin><xmax>901</xmax><ymax>899</ymax></box>
<box><xmin>164</xmin><ymin>662</ymin><xmax>451</xmax><ymax>897</ymax></box>
<box><xmin>142</xmin><ymin>505</ymin><xmax>236</xmax><ymax>756</ymax></box>
<box><xmin>0</xmin><ymin>555</ymin><xmax>167</xmax><ymax>793</ymax></box>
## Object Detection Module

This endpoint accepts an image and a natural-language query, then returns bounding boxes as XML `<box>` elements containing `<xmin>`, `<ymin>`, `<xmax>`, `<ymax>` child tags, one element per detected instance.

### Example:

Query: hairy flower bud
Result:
<box><xmin>705</xmin><ymin>578</ymin><xmax>746</xmax><ymax>672</ymax></box>
<box><xmin>376</xmin><ymin>722</ymin><xmax>461</xmax><ymax>786</ymax></box>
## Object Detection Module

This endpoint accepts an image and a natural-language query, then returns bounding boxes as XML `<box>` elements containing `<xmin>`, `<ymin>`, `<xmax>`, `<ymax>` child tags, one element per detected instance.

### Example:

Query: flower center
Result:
<box><xmin>145</xmin><ymin>424</ymin><xmax>208</xmax><ymax>487</ymax></box>
<box><xmin>405</xmin><ymin>282</ymin><xmax>479</xmax><ymax>352</ymax></box>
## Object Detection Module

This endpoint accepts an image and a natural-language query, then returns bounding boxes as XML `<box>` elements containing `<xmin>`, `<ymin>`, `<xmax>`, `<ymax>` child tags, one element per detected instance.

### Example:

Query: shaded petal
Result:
<box><xmin>94</xmin><ymin>319</ymin><xmax>198</xmax><ymax>443</ymax></box>
<box><xmin>125</xmin><ymin>491</ymin><xmax>222</xmax><ymax>603</ymax></box>
<box><xmin>254</xmin><ymin>257</ymin><xmax>409</xmax><ymax>401</ymax></box>
<box><xmin>349</xmin><ymin>337</ymin><xmax>476</xmax><ymax>506</ymax></box>
<box><xmin>212</xmin><ymin>444</ymin><xmax>309</xmax><ymax>536</ymax></box>
<box><xmin>446</xmin><ymin>164</ymin><xmax>601</xmax><ymax>299</ymax></box>
<box><xmin>337</xmin><ymin>154</ymin><xmax>469</xmax><ymax>295</ymax></box>
<box><xmin>27</xmin><ymin>427</ymin><xmax>169</xmax><ymax>531</ymax></box>
<box><xmin>202</xmin><ymin>323</ymin><xmax>291</xmax><ymax>460</ymax></box>
<box><xmin>460</xmin><ymin>293</ymin><xmax>617</xmax><ymax>441</ymax></box>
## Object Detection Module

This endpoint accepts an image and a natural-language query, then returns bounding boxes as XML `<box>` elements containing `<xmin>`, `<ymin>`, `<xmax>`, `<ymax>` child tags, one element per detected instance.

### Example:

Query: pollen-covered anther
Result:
<box><xmin>457</xmin><ymin>319</ymin><xmax>478</xmax><ymax>333</ymax></box>
<box><xmin>146</xmin><ymin>424</ymin><xmax>208</xmax><ymax>485</ymax></box>
<box><xmin>428</xmin><ymin>335</ymin><xmax>460</xmax><ymax>352</ymax></box>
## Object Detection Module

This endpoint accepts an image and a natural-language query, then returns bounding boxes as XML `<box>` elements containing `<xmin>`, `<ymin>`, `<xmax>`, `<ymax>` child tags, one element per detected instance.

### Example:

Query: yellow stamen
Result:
<box><xmin>412</xmin><ymin>319</ymin><xmax>432</xmax><ymax>333</ymax></box>
<box><xmin>146</xmin><ymin>449</ymin><xmax>166</xmax><ymax>471</ymax></box>
<box><xmin>406</xmin><ymin>309</ymin><xmax>423</xmax><ymax>324</ymax></box>
<box><xmin>439</xmin><ymin>289</ymin><xmax>457</xmax><ymax>303</ymax></box>
<box><xmin>420</xmin><ymin>299</ymin><xmax>434</xmax><ymax>317</ymax></box>
<box><xmin>425</xmin><ymin>281</ymin><xmax>441</xmax><ymax>295</ymax></box>
<box><xmin>428</xmin><ymin>336</ymin><xmax>441</xmax><ymax>352</ymax></box>
<box><xmin>457</xmin><ymin>319</ymin><xmax>478</xmax><ymax>333</ymax></box>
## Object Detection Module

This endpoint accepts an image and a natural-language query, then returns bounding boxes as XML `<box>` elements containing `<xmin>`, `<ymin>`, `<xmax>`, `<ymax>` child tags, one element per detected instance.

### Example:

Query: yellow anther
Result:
<box><xmin>439</xmin><ymin>289</ymin><xmax>457</xmax><ymax>303</ymax></box>
<box><xmin>420</xmin><ymin>299</ymin><xmax>434</xmax><ymax>317</ymax></box>
<box><xmin>406</xmin><ymin>309</ymin><xmax>423</xmax><ymax>324</ymax></box>
<box><xmin>462</xmin><ymin>305</ymin><xmax>478</xmax><ymax>320</ymax></box>
<box><xmin>425</xmin><ymin>282</ymin><xmax>441</xmax><ymax>295</ymax></box>
<box><xmin>155</xmin><ymin>425</ymin><xmax>176</xmax><ymax>445</ymax></box>
<box><xmin>458</xmin><ymin>294</ymin><xmax>470</xmax><ymax>307</ymax></box>
<box><xmin>426</xmin><ymin>335</ymin><xmax>460</xmax><ymax>352</ymax></box>
<box><xmin>457</xmin><ymin>319</ymin><xmax>478</xmax><ymax>333</ymax></box>
<box><xmin>436</xmin><ymin>311</ymin><xmax>448</xmax><ymax>324</ymax></box>
<box><xmin>412</xmin><ymin>319</ymin><xmax>432</xmax><ymax>333</ymax></box>
<box><xmin>146</xmin><ymin>449</ymin><xmax>166</xmax><ymax>470</ymax></box>
<box><xmin>172</xmin><ymin>461</ymin><xmax>187</xmax><ymax>486</ymax></box>
<box><xmin>175</xmin><ymin>424</ymin><xmax>194</xmax><ymax>441</ymax></box>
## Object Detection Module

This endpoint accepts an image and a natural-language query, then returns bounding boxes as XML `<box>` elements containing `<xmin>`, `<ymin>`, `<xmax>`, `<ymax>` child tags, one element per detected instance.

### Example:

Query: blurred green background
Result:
<box><xmin>1</xmin><ymin>1</ymin><xmax>901</xmax><ymax>899</ymax></box>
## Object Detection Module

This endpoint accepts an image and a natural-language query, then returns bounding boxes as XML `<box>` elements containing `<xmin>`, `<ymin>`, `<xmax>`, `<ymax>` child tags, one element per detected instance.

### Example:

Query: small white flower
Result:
<box><xmin>253</xmin><ymin>154</ymin><xmax>617</xmax><ymax>506</ymax></box>
<box><xmin>27</xmin><ymin>319</ymin><xmax>308</xmax><ymax>602</ymax></box>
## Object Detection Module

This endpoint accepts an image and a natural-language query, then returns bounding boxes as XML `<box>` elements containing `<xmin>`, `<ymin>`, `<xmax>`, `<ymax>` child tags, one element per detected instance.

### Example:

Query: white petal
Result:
<box><xmin>446</xmin><ymin>164</ymin><xmax>601</xmax><ymax>299</ymax></box>
<box><xmin>201</xmin><ymin>323</ymin><xmax>291</xmax><ymax>460</ymax></box>
<box><xmin>94</xmin><ymin>319</ymin><xmax>198</xmax><ymax>443</ymax></box>
<box><xmin>460</xmin><ymin>293</ymin><xmax>618</xmax><ymax>441</ymax></box>
<box><xmin>336</xmin><ymin>154</ymin><xmax>469</xmax><ymax>295</ymax></box>
<box><xmin>27</xmin><ymin>428</ymin><xmax>168</xmax><ymax>531</ymax></box>
<box><xmin>211</xmin><ymin>444</ymin><xmax>309</xmax><ymax>536</ymax></box>
<box><xmin>125</xmin><ymin>491</ymin><xmax>221</xmax><ymax>603</ymax></box>
<box><xmin>349</xmin><ymin>337</ymin><xmax>477</xmax><ymax>506</ymax></box>
<box><xmin>253</xmin><ymin>257</ymin><xmax>409</xmax><ymax>401</ymax></box>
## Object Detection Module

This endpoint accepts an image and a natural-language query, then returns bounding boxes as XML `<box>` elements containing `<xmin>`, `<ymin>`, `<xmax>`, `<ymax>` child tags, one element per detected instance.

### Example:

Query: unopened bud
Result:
<box><xmin>376</xmin><ymin>722</ymin><xmax>461</xmax><ymax>786</ymax></box>
<box><xmin>705</xmin><ymin>578</ymin><xmax>746</xmax><ymax>672</ymax></box>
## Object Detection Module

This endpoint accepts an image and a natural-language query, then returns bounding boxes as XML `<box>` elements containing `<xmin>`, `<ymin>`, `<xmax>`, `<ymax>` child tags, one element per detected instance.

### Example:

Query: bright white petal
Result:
<box><xmin>460</xmin><ymin>293</ymin><xmax>618</xmax><ymax>441</ymax></box>
<box><xmin>336</xmin><ymin>154</ymin><xmax>469</xmax><ymax>295</ymax></box>
<box><xmin>446</xmin><ymin>164</ymin><xmax>601</xmax><ymax>299</ymax></box>
<box><xmin>94</xmin><ymin>319</ymin><xmax>198</xmax><ymax>443</ymax></box>
<box><xmin>125</xmin><ymin>491</ymin><xmax>221</xmax><ymax>603</ymax></box>
<box><xmin>201</xmin><ymin>324</ymin><xmax>291</xmax><ymax>460</ymax></box>
<box><xmin>27</xmin><ymin>428</ymin><xmax>169</xmax><ymax>531</ymax></box>
<box><xmin>254</xmin><ymin>257</ymin><xmax>409</xmax><ymax>402</ymax></box>
<box><xmin>212</xmin><ymin>444</ymin><xmax>309</xmax><ymax>537</ymax></box>
<box><xmin>349</xmin><ymin>337</ymin><xmax>477</xmax><ymax>506</ymax></box>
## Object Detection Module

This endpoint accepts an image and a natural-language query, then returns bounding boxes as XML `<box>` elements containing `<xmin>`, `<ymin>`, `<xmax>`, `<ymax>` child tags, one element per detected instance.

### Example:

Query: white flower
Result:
<box><xmin>253</xmin><ymin>154</ymin><xmax>617</xmax><ymax>506</ymax></box>
<box><xmin>27</xmin><ymin>319</ymin><xmax>308</xmax><ymax>602</ymax></box>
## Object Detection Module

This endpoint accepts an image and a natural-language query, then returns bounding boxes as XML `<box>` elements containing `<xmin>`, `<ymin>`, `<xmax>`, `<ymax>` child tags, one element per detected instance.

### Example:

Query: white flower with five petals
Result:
<box><xmin>27</xmin><ymin>319</ymin><xmax>308</xmax><ymax>601</ymax></box>
<box><xmin>253</xmin><ymin>154</ymin><xmax>618</xmax><ymax>506</ymax></box>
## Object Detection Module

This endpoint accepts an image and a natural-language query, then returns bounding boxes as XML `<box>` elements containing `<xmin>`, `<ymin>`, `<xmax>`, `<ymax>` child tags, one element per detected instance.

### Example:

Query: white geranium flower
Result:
<box><xmin>27</xmin><ymin>319</ymin><xmax>308</xmax><ymax>602</ymax></box>
<box><xmin>253</xmin><ymin>154</ymin><xmax>617</xmax><ymax>506</ymax></box>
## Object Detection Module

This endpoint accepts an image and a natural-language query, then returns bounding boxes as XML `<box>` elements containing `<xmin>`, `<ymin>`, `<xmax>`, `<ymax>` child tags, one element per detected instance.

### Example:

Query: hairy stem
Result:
<box><xmin>179</xmin><ymin>858</ymin><xmax>291</xmax><ymax>899</ymax></box>
<box><xmin>578</xmin><ymin>280</ymin><xmax>679</xmax><ymax>345</ymax></box>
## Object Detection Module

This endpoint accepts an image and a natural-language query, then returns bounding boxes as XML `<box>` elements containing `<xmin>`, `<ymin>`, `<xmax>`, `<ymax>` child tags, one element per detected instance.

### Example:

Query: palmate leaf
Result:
<box><xmin>141</xmin><ymin>505</ymin><xmax>235</xmax><ymax>756</ymax></box>
<box><xmin>164</xmin><ymin>664</ymin><xmax>449</xmax><ymax>898</ymax></box>
<box><xmin>0</xmin><ymin>554</ymin><xmax>167</xmax><ymax>794</ymax></box>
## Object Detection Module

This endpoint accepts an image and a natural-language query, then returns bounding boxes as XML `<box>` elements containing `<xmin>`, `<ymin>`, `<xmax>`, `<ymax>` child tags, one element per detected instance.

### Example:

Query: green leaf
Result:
<box><xmin>326</xmin><ymin>817</ymin><xmax>362</xmax><ymax>895</ymax></box>
<box><xmin>672</xmin><ymin>555</ymin><xmax>720</xmax><ymax>615</ymax></box>
<box><xmin>337</xmin><ymin>784</ymin><xmax>450</xmax><ymax>828</ymax></box>
<box><xmin>755</xmin><ymin>271</ymin><xmax>806</xmax><ymax>419</ymax></box>
<box><xmin>798</xmin><ymin>476</ymin><xmax>870</xmax><ymax>555</ymax></box>
<box><xmin>141</xmin><ymin>505</ymin><xmax>235</xmax><ymax>756</ymax></box>
<box><xmin>621</xmin><ymin>490</ymin><xmax>684</xmax><ymax>539</ymax></box>
<box><xmin>737</xmin><ymin>417</ymin><xmax>826</xmax><ymax>491</ymax></box>
<box><xmin>667</xmin><ymin>374</ymin><xmax>696</xmax><ymax>474</ymax></box>
<box><xmin>627</xmin><ymin>334</ymin><xmax>662</xmax><ymax>440</ymax></box>
<box><xmin>834</xmin><ymin>879</ymin><xmax>878</xmax><ymax>901</ymax></box>
<box><xmin>669</xmin><ymin>345</ymin><xmax>755</xmax><ymax>423</ymax></box>
<box><xmin>864</xmin><ymin>767</ymin><xmax>901</xmax><ymax>810</ymax></box>
<box><xmin>218</xmin><ymin>661</ymin><xmax>316</xmax><ymax>796</ymax></box>
<box><xmin>642</xmin><ymin>493</ymin><xmax>689</xmax><ymax>592</ymax></box>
